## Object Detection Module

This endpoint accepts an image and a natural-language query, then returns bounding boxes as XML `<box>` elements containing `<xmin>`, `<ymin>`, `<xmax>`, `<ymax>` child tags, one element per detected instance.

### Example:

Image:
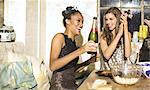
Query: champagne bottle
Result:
<box><xmin>87</xmin><ymin>17</ymin><xmax>98</xmax><ymax>54</ymax></box>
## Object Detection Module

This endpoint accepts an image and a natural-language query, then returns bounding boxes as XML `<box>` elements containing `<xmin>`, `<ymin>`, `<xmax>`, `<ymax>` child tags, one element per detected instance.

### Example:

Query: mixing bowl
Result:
<box><xmin>111</xmin><ymin>64</ymin><xmax>142</xmax><ymax>85</ymax></box>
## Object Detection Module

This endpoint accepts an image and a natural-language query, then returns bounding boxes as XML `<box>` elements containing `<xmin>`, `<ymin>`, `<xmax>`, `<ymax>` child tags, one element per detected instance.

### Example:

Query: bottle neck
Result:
<box><xmin>91</xmin><ymin>28</ymin><xmax>98</xmax><ymax>33</ymax></box>
<box><xmin>91</xmin><ymin>19</ymin><xmax>97</xmax><ymax>33</ymax></box>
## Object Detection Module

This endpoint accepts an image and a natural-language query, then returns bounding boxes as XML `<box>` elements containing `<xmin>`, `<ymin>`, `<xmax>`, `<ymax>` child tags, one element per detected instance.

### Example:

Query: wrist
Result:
<box><xmin>124</xmin><ymin>22</ymin><xmax>128</xmax><ymax>26</ymax></box>
<box><xmin>117</xmin><ymin>32</ymin><xmax>122</xmax><ymax>37</ymax></box>
<box><xmin>79</xmin><ymin>46</ymin><xmax>85</xmax><ymax>54</ymax></box>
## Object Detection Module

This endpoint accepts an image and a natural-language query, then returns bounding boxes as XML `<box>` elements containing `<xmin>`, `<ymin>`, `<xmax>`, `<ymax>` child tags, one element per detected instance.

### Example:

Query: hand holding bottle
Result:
<box><xmin>82</xmin><ymin>40</ymin><xmax>97</xmax><ymax>53</ymax></box>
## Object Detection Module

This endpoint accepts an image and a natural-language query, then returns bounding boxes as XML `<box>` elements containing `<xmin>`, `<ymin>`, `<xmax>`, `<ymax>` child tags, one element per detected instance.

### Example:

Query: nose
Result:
<box><xmin>80</xmin><ymin>24</ymin><xmax>83</xmax><ymax>29</ymax></box>
<box><xmin>79</xmin><ymin>22</ymin><xmax>83</xmax><ymax>29</ymax></box>
<box><xmin>106</xmin><ymin>19</ymin><xmax>110</xmax><ymax>25</ymax></box>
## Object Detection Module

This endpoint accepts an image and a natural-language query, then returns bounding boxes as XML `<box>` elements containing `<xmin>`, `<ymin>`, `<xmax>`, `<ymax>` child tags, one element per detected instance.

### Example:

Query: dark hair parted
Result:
<box><xmin>102</xmin><ymin>7</ymin><xmax>122</xmax><ymax>45</ymax></box>
<box><xmin>62</xmin><ymin>6</ymin><xmax>82</xmax><ymax>27</ymax></box>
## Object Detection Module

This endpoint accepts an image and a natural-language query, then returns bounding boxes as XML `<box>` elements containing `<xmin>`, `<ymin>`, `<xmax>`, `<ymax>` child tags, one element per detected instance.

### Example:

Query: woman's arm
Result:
<box><xmin>49</xmin><ymin>33</ymin><xmax>97</xmax><ymax>71</ymax></box>
<box><xmin>75</xmin><ymin>56</ymin><xmax>96</xmax><ymax>71</ymax></box>
<box><xmin>121</xmin><ymin>13</ymin><xmax>131</xmax><ymax>58</ymax></box>
<box><xmin>100</xmin><ymin>28</ymin><xmax>123</xmax><ymax>60</ymax></box>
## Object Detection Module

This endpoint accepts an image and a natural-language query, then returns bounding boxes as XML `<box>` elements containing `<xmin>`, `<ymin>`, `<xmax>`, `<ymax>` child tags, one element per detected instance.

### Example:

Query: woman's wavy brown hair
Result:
<box><xmin>101</xmin><ymin>7</ymin><xmax>122</xmax><ymax>45</ymax></box>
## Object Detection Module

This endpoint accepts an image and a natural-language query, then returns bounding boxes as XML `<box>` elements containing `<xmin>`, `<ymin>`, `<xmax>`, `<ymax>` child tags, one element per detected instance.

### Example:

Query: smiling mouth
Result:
<box><xmin>107</xmin><ymin>26</ymin><xmax>114</xmax><ymax>30</ymax></box>
<box><xmin>78</xmin><ymin>28</ymin><xmax>81</xmax><ymax>31</ymax></box>
<box><xmin>107</xmin><ymin>26</ymin><xmax>112</xmax><ymax>29</ymax></box>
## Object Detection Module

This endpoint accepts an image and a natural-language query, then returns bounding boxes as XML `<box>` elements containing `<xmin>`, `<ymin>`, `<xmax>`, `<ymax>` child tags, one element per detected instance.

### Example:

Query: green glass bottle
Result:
<box><xmin>87</xmin><ymin>17</ymin><xmax>98</xmax><ymax>54</ymax></box>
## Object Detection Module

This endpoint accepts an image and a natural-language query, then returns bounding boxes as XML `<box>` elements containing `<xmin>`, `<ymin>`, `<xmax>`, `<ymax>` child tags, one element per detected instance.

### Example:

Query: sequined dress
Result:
<box><xmin>50</xmin><ymin>33</ymin><xmax>79</xmax><ymax>90</ymax></box>
<box><xmin>104</xmin><ymin>44</ymin><xmax>125</xmax><ymax>70</ymax></box>
<box><xmin>108</xmin><ymin>45</ymin><xmax>124</xmax><ymax>68</ymax></box>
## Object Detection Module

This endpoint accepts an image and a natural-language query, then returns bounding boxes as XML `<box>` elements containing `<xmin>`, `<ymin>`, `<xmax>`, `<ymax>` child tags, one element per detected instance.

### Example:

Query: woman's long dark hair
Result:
<box><xmin>101</xmin><ymin>7</ymin><xmax>122</xmax><ymax>46</ymax></box>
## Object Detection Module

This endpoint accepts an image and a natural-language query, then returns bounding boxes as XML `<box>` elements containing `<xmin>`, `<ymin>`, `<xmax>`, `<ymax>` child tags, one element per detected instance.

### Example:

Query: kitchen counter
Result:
<box><xmin>78</xmin><ymin>70</ymin><xmax>150</xmax><ymax>90</ymax></box>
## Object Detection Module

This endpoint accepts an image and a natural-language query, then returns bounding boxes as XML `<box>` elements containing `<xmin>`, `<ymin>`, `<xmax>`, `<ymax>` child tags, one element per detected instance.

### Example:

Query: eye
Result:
<box><xmin>78</xmin><ymin>19</ymin><xmax>82</xmax><ymax>23</ymax></box>
<box><xmin>110</xmin><ymin>18</ymin><xmax>113</xmax><ymax>20</ymax></box>
<box><xmin>105</xmin><ymin>18</ymin><xmax>108</xmax><ymax>21</ymax></box>
<box><xmin>77</xmin><ymin>19</ymin><xmax>83</xmax><ymax>24</ymax></box>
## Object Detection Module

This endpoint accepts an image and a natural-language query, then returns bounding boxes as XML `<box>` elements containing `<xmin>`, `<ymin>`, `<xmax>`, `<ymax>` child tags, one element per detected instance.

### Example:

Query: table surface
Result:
<box><xmin>77</xmin><ymin>70</ymin><xmax>150</xmax><ymax>90</ymax></box>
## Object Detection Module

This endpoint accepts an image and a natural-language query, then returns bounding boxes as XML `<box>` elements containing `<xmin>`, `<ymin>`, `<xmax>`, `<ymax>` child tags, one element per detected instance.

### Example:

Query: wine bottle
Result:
<box><xmin>87</xmin><ymin>17</ymin><xmax>98</xmax><ymax>54</ymax></box>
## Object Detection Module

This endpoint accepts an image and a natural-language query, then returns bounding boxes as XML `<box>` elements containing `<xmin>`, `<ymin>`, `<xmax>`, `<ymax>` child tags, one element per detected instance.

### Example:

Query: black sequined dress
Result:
<box><xmin>50</xmin><ymin>33</ymin><xmax>79</xmax><ymax>90</ymax></box>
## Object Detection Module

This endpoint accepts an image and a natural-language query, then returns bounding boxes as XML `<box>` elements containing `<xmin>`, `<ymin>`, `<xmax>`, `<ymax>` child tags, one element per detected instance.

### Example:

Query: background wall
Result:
<box><xmin>4</xmin><ymin>0</ymin><xmax>26</xmax><ymax>43</ymax></box>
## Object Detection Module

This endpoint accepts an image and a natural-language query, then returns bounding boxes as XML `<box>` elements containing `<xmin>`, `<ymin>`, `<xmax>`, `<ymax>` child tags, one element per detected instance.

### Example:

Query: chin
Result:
<box><xmin>76</xmin><ymin>33</ymin><xmax>80</xmax><ymax>36</ymax></box>
<box><xmin>76</xmin><ymin>31</ymin><xmax>81</xmax><ymax>35</ymax></box>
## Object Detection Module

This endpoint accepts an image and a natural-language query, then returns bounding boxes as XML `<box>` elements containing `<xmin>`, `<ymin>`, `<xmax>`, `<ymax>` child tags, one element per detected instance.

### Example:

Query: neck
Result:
<box><xmin>112</xmin><ymin>30</ymin><xmax>116</xmax><ymax>38</ymax></box>
<box><xmin>64</xmin><ymin>30</ymin><xmax>75</xmax><ymax>41</ymax></box>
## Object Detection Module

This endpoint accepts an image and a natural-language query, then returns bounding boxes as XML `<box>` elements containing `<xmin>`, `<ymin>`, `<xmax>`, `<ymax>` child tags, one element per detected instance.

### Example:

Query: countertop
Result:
<box><xmin>78</xmin><ymin>70</ymin><xmax>150</xmax><ymax>90</ymax></box>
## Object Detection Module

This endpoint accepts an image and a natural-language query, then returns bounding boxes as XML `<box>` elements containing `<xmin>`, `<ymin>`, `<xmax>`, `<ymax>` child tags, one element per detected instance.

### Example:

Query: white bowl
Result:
<box><xmin>111</xmin><ymin>64</ymin><xmax>142</xmax><ymax>85</ymax></box>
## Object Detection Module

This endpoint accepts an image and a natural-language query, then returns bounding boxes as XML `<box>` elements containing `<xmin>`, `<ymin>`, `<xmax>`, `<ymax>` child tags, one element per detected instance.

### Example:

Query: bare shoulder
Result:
<box><xmin>100</xmin><ymin>35</ymin><xmax>107</xmax><ymax>49</ymax></box>
<box><xmin>100</xmin><ymin>35</ymin><xmax>105</xmax><ymax>42</ymax></box>
<box><xmin>52</xmin><ymin>33</ymin><xmax>64</xmax><ymax>42</ymax></box>
<box><xmin>51</xmin><ymin>33</ymin><xmax>65</xmax><ymax>48</ymax></box>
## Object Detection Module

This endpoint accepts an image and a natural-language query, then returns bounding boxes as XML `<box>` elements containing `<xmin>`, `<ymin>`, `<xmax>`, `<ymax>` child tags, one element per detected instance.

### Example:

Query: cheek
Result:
<box><xmin>105</xmin><ymin>21</ymin><xmax>109</xmax><ymax>24</ymax></box>
<box><xmin>75</xmin><ymin>21</ymin><xmax>81</xmax><ymax>26</ymax></box>
<box><xmin>71</xmin><ymin>21</ymin><xmax>78</xmax><ymax>26</ymax></box>
<box><xmin>113</xmin><ymin>20</ymin><xmax>117</xmax><ymax>26</ymax></box>
<box><xmin>113</xmin><ymin>22</ymin><xmax>117</xmax><ymax>27</ymax></box>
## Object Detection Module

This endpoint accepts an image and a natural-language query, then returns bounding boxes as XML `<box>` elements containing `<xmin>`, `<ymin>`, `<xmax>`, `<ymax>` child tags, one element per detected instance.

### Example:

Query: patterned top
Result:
<box><xmin>104</xmin><ymin>43</ymin><xmax>125</xmax><ymax>70</ymax></box>
<box><xmin>50</xmin><ymin>33</ymin><xmax>79</xmax><ymax>90</ymax></box>
<box><xmin>108</xmin><ymin>45</ymin><xmax>124</xmax><ymax>68</ymax></box>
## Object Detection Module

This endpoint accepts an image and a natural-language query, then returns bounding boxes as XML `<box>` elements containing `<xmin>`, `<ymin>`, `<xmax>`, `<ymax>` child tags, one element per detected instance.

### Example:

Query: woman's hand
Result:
<box><xmin>82</xmin><ymin>40</ymin><xmax>97</xmax><ymax>53</ymax></box>
<box><xmin>120</xmin><ymin>11</ymin><xmax>128</xmax><ymax>26</ymax></box>
<box><xmin>119</xmin><ymin>12</ymin><xmax>128</xmax><ymax>35</ymax></box>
